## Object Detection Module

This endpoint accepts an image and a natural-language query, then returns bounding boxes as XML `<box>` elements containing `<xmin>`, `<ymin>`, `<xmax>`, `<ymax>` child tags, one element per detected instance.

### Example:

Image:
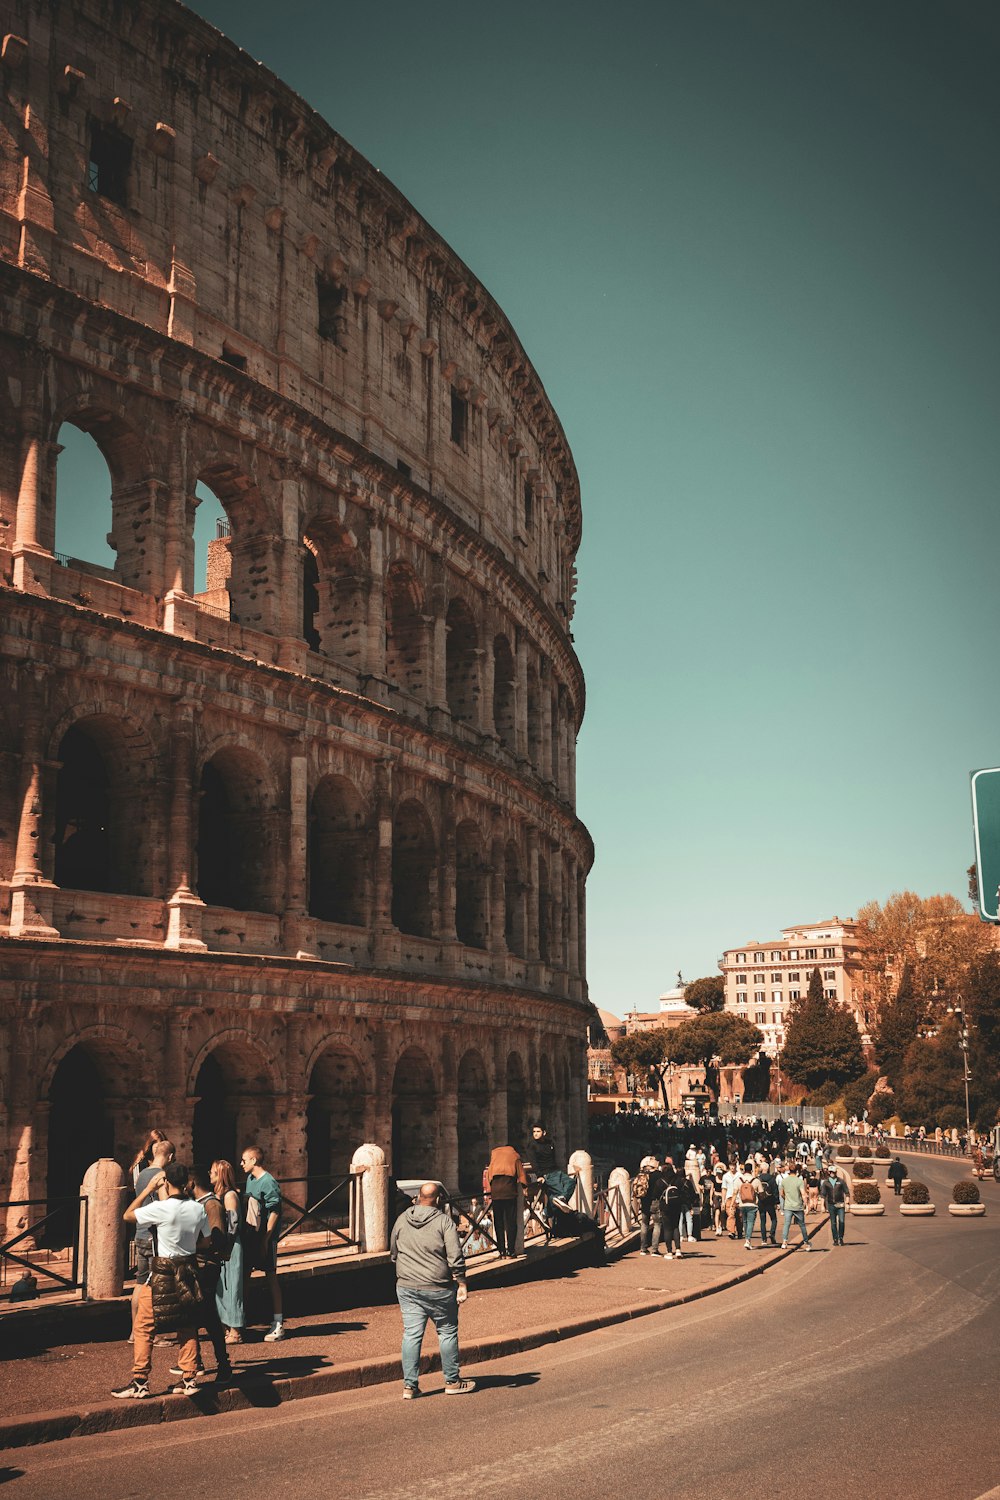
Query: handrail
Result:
<box><xmin>275</xmin><ymin>1174</ymin><xmax>358</xmax><ymax>1250</ymax></box>
<box><xmin>0</xmin><ymin>1196</ymin><xmax>88</xmax><ymax>1293</ymax></box>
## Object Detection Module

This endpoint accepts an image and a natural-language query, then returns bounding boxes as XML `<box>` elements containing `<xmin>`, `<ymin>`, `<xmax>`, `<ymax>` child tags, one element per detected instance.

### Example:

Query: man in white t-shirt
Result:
<box><xmin>113</xmin><ymin>1162</ymin><xmax>209</xmax><ymax>1400</ymax></box>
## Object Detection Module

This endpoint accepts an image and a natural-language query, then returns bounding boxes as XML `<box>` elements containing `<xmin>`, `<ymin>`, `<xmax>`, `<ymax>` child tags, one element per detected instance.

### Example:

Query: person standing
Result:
<box><xmin>391</xmin><ymin>1182</ymin><xmax>475</xmax><ymax>1399</ymax></box>
<box><xmin>174</xmin><ymin>1165</ymin><xmax>234</xmax><ymax>1384</ymax></box>
<box><xmin>114</xmin><ymin>1163</ymin><xmax>209</xmax><ymax>1399</ymax></box>
<box><xmin>211</xmin><ymin>1158</ymin><xmax>244</xmax><ymax>1342</ymax></box>
<box><xmin>779</xmin><ymin>1162</ymin><xmax>812</xmax><ymax>1250</ymax></box>
<box><xmin>739</xmin><ymin>1165</ymin><xmax>761</xmax><ymax>1249</ymax></box>
<box><xmin>528</xmin><ymin>1124</ymin><xmax>556</xmax><ymax>1175</ymax></box>
<box><xmin>756</xmin><ymin>1161</ymin><xmax>779</xmax><ymax>1246</ymax></box>
<box><xmin>819</xmin><ymin>1167</ymin><xmax>850</xmax><ymax>1246</ymax></box>
<box><xmin>888</xmin><ymin>1157</ymin><xmax>906</xmax><ymax>1196</ymax></box>
<box><xmin>659</xmin><ymin>1162</ymin><xmax>685</xmax><ymax>1259</ymax></box>
<box><xmin>240</xmin><ymin>1145</ymin><xmax>285</xmax><ymax>1340</ymax></box>
<box><xmin>632</xmin><ymin>1156</ymin><xmax>666</xmax><ymax>1256</ymax></box>
<box><xmin>486</xmin><ymin>1143</ymin><xmax>528</xmax><ymax>1259</ymax></box>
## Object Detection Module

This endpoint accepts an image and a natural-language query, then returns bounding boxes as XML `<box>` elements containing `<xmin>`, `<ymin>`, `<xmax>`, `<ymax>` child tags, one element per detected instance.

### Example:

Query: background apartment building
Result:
<box><xmin>720</xmin><ymin>918</ymin><xmax>868</xmax><ymax>1055</ymax></box>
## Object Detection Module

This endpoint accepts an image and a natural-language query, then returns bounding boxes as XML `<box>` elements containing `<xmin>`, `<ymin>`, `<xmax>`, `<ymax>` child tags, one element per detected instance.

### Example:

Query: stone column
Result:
<box><xmin>490</xmin><ymin>1036</ymin><xmax>507</xmax><ymax>1146</ymax></box>
<box><xmin>479</xmin><ymin>644</ymin><xmax>495</xmax><ymax>738</ymax></box>
<box><xmin>81</xmin><ymin>1159</ymin><xmax>128</xmax><ymax>1299</ymax></box>
<box><xmin>165</xmin><ymin>697</ymin><xmax>206</xmax><ymax>950</ymax></box>
<box><xmin>514</xmin><ymin>633</ymin><xmax>529</xmax><ymax>760</ymax></box>
<box><xmin>282</xmin><ymin>750</ymin><xmax>315</xmax><ymax>957</ymax></box>
<box><xmin>550</xmin><ymin>842</ymin><xmax>565</xmax><ymax>972</ymax></box>
<box><xmin>438</xmin><ymin>784</ymin><xmax>457</xmax><ymax>943</ymax></box>
<box><xmin>525</xmin><ymin>826</ymin><xmax>539</xmax><ymax>961</ymax></box>
<box><xmin>541</xmin><ymin>678</ymin><xmax>554</xmax><ymax>783</ymax></box>
<box><xmin>371</xmin><ymin>759</ymin><xmax>399</xmax><ymax>966</ymax></box>
<box><xmin>162</xmin><ymin>425</ymin><xmax>197</xmax><ymax>636</ymax></box>
<box><xmin>488</xmin><ymin>822</ymin><xmax>506</xmax><ymax>960</ymax></box>
<box><xmin>566</xmin><ymin>854</ymin><xmax>579</xmax><ymax>981</ymax></box>
<box><xmin>365</xmin><ymin>528</ymin><xmax>386</xmax><ymax>678</ymax></box>
<box><xmin>350</xmin><ymin>1144</ymin><xmax>389</xmax><ymax>1253</ymax></box>
<box><xmin>9</xmin><ymin>666</ymin><xmax>58</xmax><ymax>937</ymax></box>
<box><xmin>437</xmin><ymin>1093</ymin><xmax>458</xmax><ymax>1193</ymax></box>
<box><xmin>12</xmin><ymin>396</ymin><xmax>54</xmax><ymax>594</ymax></box>
<box><xmin>162</xmin><ymin>1010</ymin><xmax>193</xmax><ymax>1158</ymax></box>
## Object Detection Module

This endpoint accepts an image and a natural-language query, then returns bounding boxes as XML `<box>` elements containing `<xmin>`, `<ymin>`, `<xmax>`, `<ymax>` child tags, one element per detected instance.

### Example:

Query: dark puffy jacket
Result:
<box><xmin>151</xmin><ymin>1255</ymin><xmax>202</xmax><ymax>1333</ymax></box>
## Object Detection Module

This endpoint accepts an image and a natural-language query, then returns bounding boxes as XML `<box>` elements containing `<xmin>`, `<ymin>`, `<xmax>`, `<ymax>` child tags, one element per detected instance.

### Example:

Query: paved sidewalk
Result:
<box><xmin>0</xmin><ymin>1217</ymin><xmax>829</xmax><ymax>1450</ymax></box>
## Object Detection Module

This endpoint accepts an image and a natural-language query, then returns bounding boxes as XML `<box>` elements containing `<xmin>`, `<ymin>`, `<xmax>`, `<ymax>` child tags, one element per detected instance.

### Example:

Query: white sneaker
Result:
<box><xmin>263</xmin><ymin>1323</ymin><xmax>287</xmax><ymax>1341</ymax></box>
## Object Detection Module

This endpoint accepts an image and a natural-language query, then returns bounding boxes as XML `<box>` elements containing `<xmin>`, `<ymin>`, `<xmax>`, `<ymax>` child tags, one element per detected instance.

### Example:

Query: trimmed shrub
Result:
<box><xmin>902</xmin><ymin>1180</ymin><xmax>930</xmax><ymax>1205</ymax></box>
<box><xmin>853</xmin><ymin>1181</ymin><xmax>881</xmax><ymax>1205</ymax></box>
<box><xmin>874</xmin><ymin>1145</ymin><xmax>891</xmax><ymax>1159</ymax></box>
<box><xmin>852</xmin><ymin>1161</ymin><xmax>874</xmax><ymax>1179</ymax></box>
<box><xmin>856</xmin><ymin>1145</ymin><xmax>873</xmax><ymax>1159</ymax></box>
<box><xmin>836</xmin><ymin>1144</ymin><xmax>853</xmax><ymax>1159</ymax></box>
<box><xmin>952</xmin><ymin>1179</ymin><xmax>981</xmax><ymax>1205</ymax></box>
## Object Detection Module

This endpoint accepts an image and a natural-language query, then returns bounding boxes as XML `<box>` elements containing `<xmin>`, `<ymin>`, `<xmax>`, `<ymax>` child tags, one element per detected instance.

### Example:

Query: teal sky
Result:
<box><xmin>58</xmin><ymin>1</ymin><xmax>1000</xmax><ymax>1013</ymax></box>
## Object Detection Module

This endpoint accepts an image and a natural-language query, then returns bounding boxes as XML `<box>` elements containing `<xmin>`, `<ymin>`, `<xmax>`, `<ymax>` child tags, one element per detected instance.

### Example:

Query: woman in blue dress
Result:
<box><xmin>211</xmin><ymin>1158</ymin><xmax>244</xmax><ymax>1341</ymax></box>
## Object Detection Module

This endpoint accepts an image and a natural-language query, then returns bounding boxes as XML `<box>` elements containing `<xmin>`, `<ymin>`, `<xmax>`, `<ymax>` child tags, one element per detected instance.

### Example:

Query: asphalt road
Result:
<box><xmin>3</xmin><ymin>1154</ymin><xmax>1000</xmax><ymax>1500</ymax></box>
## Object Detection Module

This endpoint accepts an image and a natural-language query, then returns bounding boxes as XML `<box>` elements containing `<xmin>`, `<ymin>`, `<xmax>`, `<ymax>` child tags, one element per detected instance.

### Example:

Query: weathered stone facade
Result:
<box><xmin>0</xmin><ymin>0</ymin><xmax>592</xmax><ymax>1212</ymax></box>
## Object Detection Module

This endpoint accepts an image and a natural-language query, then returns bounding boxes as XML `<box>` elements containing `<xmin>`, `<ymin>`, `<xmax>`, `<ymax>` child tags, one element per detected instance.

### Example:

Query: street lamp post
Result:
<box><xmin>947</xmin><ymin>1002</ymin><xmax>972</xmax><ymax>1138</ymax></box>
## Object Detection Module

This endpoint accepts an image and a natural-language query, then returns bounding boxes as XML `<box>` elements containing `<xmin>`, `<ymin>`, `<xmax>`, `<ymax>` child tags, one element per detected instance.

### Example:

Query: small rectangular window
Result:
<box><xmin>221</xmin><ymin>346</ymin><xmax>247</xmax><ymax>372</ymax></box>
<box><xmin>396</xmin><ymin>459</ymin><xmax>412</xmax><ymax>479</ymax></box>
<box><xmin>450</xmin><ymin>389</ymin><xmax>467</xmax><ymax>448</ymax></box>
<box><xmin>317</xmin><ymin>275</ymin><xmax>346</xmax><ymax>344</ymax></box>
<box><xmin>823</xmin><ymin>946</ymin><xmax>836</xmax><ymax>958</ymax></box>
<box><xmin>88</xmin><ymin>121</ymin><xmax>132</xmax><ymax>207</ymax></box>
<box><xmin>523</xmin><ymin>480</ymin><xmax>534</xmax><ymax>530</ymax></box>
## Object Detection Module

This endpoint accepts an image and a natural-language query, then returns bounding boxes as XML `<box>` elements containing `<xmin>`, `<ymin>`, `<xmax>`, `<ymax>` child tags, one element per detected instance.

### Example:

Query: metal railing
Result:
<box><xmin>1</xmin><ymin>1197</ymin><xmax>88</xmax><ymax>1295</ymax></box>
<box><xmin>276</xmin><ymin>1174</ymin><xmax>360</xmax><ymax>1253</ymax></box>
<box><xmin>591</xmin><ymin>1180</ymin><xmax>633</xmax><ymax>1238</ymax></box>
<box><xmin>840</xmin><ymin>1133</ymin><xmax>968</xmax><ymax>1160</ymax></box>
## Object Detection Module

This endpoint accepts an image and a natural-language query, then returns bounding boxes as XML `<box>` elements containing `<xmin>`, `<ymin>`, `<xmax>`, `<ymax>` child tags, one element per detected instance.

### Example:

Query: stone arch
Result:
<box><xmin>455</xmin><ymin>818</ymin><xmax>488</xmax><ymax>949</ymax></box>
<box><xmin>52</xmin><ymin>404</ymin><xmax>154</xmax><ymax>587</ymax></box>
<box><xmin>457</xmin><ymin>1047</ymin><xmax>490</xmax><ymax>1194</ymax></box>
<box><xmin>385</xmin><ymin>561</ymin><xmax>426</xmax><ymax>700</ymax></box>
<box><xmin>445</xmin><ymin>596</ymin><xmax>479</xmax><ymax>724</ymax></box>
<box><xmin>391</xmin><ymin>1045</ymin><xmax>438</xmax><ymax>1179</ymax></box>
<box><xmin>309</xmin><ymin>774</ymin><xmax>368</xmax><ymax>925</ymax></box>
<box><xmin>193</xmin><ymin>458</ymin><xmax>278</xmax><ymax>631</ymax></box>
<box><xmin>306</xmin><ymin>1041</ymin><xmax>368</xmax><ymax>1195</ymax></box>
<box><xmin>302</xmin><ymin>516</ymin><xmax>365</xmax><ymax>667</ymax></box>
<box><xmin>493</xmin><ymin>634</ymin><xmax>516</xmax><ymax>752</ymax></box>
<box><xmin>51</xmin><ymin>709</ymin><xmax>157</xmax><ymax>897</ymax></box>
<box><xmin>195</xmin><ymin>743</ymin><xmax>281</xmax><ymax>913</ymax></box>
<box><xmin>190</xmin><ymin>1030</ymin><xmax>278</xmax><ymax>1169</ymax></box>
<box><xmin>391</xmin><ymin>798</ymin><xmax>435</xmax><ymax>938</ymax></box>
<box><xmin>504</xmin><ymin>841</ymin><xmax>526</xmax><ymax>958</ymax></box>
<box><xmin>506</xmin><ymin>1049</ymin><xmax>527</xmax><ymax>1153</ymax></box>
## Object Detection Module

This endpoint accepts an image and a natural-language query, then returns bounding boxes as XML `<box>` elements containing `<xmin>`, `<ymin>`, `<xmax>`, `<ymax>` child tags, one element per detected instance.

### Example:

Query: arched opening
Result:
<box><xmin>192</xmin><ymin>1040</ymin><xmax>274</xmax><ymax>1170</ymax></box>
<box><xmin>446</xmin><ymin>598</ymin><xmax>479</xmax><ymax>724</ymax></box>
<box><xmin>391</xmin><ymin>799</ymin><xmax>435</xmax><ymax>938</ymax></box>
<box><xmin>506</xmin><ymin>1051</ymin><xmax>526</xmax><ymax>1154</ymax></box>
<box><xmin>193</xmin><ymin>464</ymin><xmax>275</xmax><ymax>632</ymax></box>
<box><xmin>457</xmin><ymin>1049</ymin><xmax>489</xmax><ymax>1194</ymax></box>
<box><xmin>493</xmin><ymin>635</ymin><xmax>516</xmax><ymax>752</ymax></box>
<box><xmin>455</xmin><ymin>820</ymin><xmax>487</xmax><ymax>949</ymax></box>
<box><xmin>192</xmin><ymin>483</ymin><xmax>229</xmax><ymax>603</ymax></box>
<box><xmin>53</xmin><ymin>716</ymin><xmax>150</xmax><ymax>895</ymax></box>
<box><xmin>303</xmin><ymin>519</ymin><xmax>365</xmax><ymax>667</ymax></box>
<box><xmin>504</xmin><ymin>842</ymin><xmax>525</xmax><ymax>957</ymax></box>
<box><xmin>391</xmin><ymin>1048</ymin><xmax>437</xmax><ymax>1179</ymax></box>
<box><xmin>538</xmin><ymin>857</ymin><xmax>551</xmax><ymax>964</ymax></box>
<box><xmin>309</xmin><ymin>775</ymin><xmax>367</xmax><ymax>925</ymax></box>
<box><xmin>306</xmin><ymin>1047</ymin><xmax>366</xmax><ymax>1201</ymax></box>
<box><xmin>196</xmin><ymin>748</ymin><xmax>276</xmax><ymax>912</ymax></box>
<box><xmin>46</xmin><ymin>1046</ymin><xmax>115</xmax><ymax>1211</ymax></box>
<box><xmin>54</xmin><ymin>424</ymin><xmax>116</xmax><ymax>571</ymax></box>
<box><xmin>302</xmin><ymin>545</ymin><xmax>321</xmax><ymax>651</ymax></box>
<box><xmin>526</xmin><ymin>665</ymin><xmax>542</xmax><ymax>771</ymax></box>
<box><xmin>385</xmin><ymin>563</ymin><xmax>425</xmax><ymax>700</ymax></box>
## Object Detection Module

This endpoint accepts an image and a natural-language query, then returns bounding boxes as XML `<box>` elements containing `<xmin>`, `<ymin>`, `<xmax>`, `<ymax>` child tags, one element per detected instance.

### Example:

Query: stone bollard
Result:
<box><xmin>568</xmin><ymin>1149</ymin><xmax>594</xmax><ymax>1217</ymax></box>
<box><xmin>350</xmin><ymin>1143</ymin><xmax>389</xmax><ymax>1254</ymax></box>
<box><xmin>81</xmin><ymin>1158</ymin><xmax>127</xmax><ymax>1299</ymax></box>
<box><xmin>607</xmin><ymin>1166</ymin><xmax>632</xmax><ymax>1235</ymax></box>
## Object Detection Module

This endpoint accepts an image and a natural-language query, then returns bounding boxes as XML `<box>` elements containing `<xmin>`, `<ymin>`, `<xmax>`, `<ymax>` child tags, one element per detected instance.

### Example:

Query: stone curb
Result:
<box><xmin>0</xmin><ymin>1227</ymin><xmax>825</xmax><ymax>1452</ymax></box>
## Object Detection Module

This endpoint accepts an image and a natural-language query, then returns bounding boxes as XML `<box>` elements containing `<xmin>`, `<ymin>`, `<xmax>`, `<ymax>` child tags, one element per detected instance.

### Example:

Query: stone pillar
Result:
<box><xmin>550</xmin><ymin>843</ymin><xmax>565</xmax><ymax>971</ymax></box>
<box><xmin>438</xmin><ymin>784</ymin><xmax>457</xmax><ymax>943</ymax></box>
<box><xmin>282</xmin><ymin>750</ymin><xmax>315</xmax><ymax>957</ymax></box>
<box><xmin>162</xmin><ymin>425</ymin><xmax>194</xmax><ymax>631</ymax></box>
<box><xmin>365</xmin><ymin>530</ymin><xmax>386</xmax><ymax>678</ymax></box>
<box><xmin>525</xmin><ymin>826</ymin><xmax>539</xmax><ymax>960</ymax></box>
<box><xmin>607</xmin><ymin>1166</ymin><xmax>633</xmax><ymax>1235</ymax></box>
<box><xmin>371</xmin><ymin>760</ymin><xmax>398</xmax><ymax>966</ymax></box>
<box><xmin>566</xmin><ymin>854</ymin><xmax>579</xmax><ymax>982</ymax></box>
<box><xmin>82</xmin><ymin>1158</ymin><xmax>128</xmax><ymax>1299</ymax></box>
<box><xmin>162</xmin><ymin>1010</ymin><xmax>193</xmax><ymax>1159</ymax></box>
<box><xmin>541</xmin><ymin>676</ymin><xmax>554</xmax><ymax>783</ymax></box>
<box><xmin>278</xmin><ymin>472</ymin><xmax>303</xmax><ymax>642</ymax></box>
<box><xmin>568</xmin><ymin>1149</ymin><xmax>594</xmax><ymax>1216</ymax></box>
<box><xmin>165</xmin><ymin>698</ymin><xmax>206</xmax><ymax>950</ymax></box>
<box><xmin>371</xmin><ymin>1035</ymin><xmax>394</xmax><ymax>1167</ymax></box>
<box><xmin>479</xmin><ymin>644</ymin><xmax>495</xmax><ymax>737</ymax></box>
<box><xmin>350</xmin><ymin>1143</ymin><xmax>390</xmax><ymax>1253</ymax></box>
<box><xmin>12</xmin><ymin>396</ymin><xmax>54</xmax><ymax>594</ymax></box>
<box><xmin>488</xmin><ymin>823</ymin><xmax>506</xmax><ymax>959</ymax></box>
<box><xmin>9</xmin><ymin>666</ymin><xmax>58</xmax><ymax>937</ymax></box>
<box><xmin>514</xmin><ymin>633</ymin><xmax>529</xmax><ymax>760</ymax></box>
<box><xmin>429</xmin><ymin>581</ymin><xmax>448</xmax><ymax>711</ymax></box>
<box><xmin>490</xmin><ymin>1036</ymin><xmax>507</xmax><ymax>1146</ymax></box>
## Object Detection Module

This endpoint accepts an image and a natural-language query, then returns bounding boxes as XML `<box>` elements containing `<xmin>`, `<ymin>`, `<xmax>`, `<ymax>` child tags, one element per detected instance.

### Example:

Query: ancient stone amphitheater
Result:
<box><xmin>0</xmin><ymin>0</ymin><xmax>592</xmax><ymax>1215</ymax></box>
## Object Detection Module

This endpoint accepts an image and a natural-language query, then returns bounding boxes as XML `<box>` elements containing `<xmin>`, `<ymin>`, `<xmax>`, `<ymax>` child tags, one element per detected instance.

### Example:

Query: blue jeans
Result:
<box><xmin>829</xmin><ymin>1205</ymin><xmax>845</xmax><ymax>1244</ymax></box>
<box><xmin>640</xmin><ymin>1211</ymin><xmax>662</xmax><ymax>1255</ymax></box>
<box><xmin>782</xmin><ymin>1207</ymin><xmax>810</xmax><ymax>1245</ymax></box>
<box><xmin>397</xmin><ymin>1285</ymin><xmax>460</xmax><ymax>1387</ymax></box>
<box><xmin>742</xmin><ymin>1203</ymin><xmax>757</xmax><ymax>1242</ymax></box>
<box><xmin>680</xmin><ymin>1209</ymin><xmax>694</xmax><ymax>1240</ymax></box>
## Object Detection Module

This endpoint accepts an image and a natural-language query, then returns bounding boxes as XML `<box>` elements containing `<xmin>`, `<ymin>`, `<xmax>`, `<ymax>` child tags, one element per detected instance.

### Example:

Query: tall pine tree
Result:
<box><xmin>872</xmin><ymin>962</ymin><xmax>924</xmax><ymax>1089</ymax></box>
<box><xmin>780</xmin><ymin>967</ymin><xmax>866</xmax><ymax>1091</ymax></box>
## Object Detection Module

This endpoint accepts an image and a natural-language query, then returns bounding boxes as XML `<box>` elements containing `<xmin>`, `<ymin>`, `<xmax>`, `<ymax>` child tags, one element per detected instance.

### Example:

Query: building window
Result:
<box><xmin>823</xmin><ymin>946</ymin><xmax>836</xmax><ymax>958</ymax></box>
<box><xmin>789</xmin><ymin>948</ymin><xmax>799</xmax><ymax>960</ymax></box>
<box><xmin>823</xmin><ymin>968</ymin><xmax>836</xmax><ymax>980</ymax></box>
<box><xmin>789</xmin><ymin>989</ymin><xmax>800</xmax><ymax>1001</ymax></box>
<box><xmin>788</xmin><ymin>971</ymin><xmax>800</xmax><ymax>982</ymax></box>
<box><xmin>753</xmin><ymin>972</ymin><xmax>765</xmax><ymax>983</ymax></box>
<box><xmin>753</xmin><ymin>990</ymin><xmax>765</xmax><ymax>1003</ymax></box>
<box><xmin>87</xmin><ymin>121</ymin><xmax>132</xmax><ymax>207</ymax></box>
<box><xmin>736</xmin><ymin>973</ymin><xmax>747</xmax><ymax>986</ymax></box>
<box><xmin>770</xmin><ymin>972</ymin><xmax>781</xmax><ymax>982</ymax></box>
<box><xmin>771</xmin><ymin>991</ymin><xmax>782</xmax><ymax>1004</ymax></box>
<box><xmin>825</xmin><ymin>988</ymin><xmax>836</xmax><ymax>999</ymax></box>
<box><xmin>317</xmin><ymin>275</ymin><xmax>346</xmax><ymax>344</ymax></box>
<box><xmin>221</xmin><ymin>346</ymin><xmax>247</xmax><ymax>372</ymax></box>
<box><xmin>736</xmin><ymin>952</ymin><xmax>746</xmax><ymax>963</ymax></box>
<box><xmin>754</xmin><ymin>951</ymin><xmax>765</xmax><ymax>962</ymax></box>
<box><xmin>770</xmin><ymin>950</ymin><xmax>781</xmax><ymax>960</ymax></box>
<box><xmin>805</xmin><ymin>947</ymin><xmax>817</xmax><ymax>959</ymax></box>
<box><xmin>755</xmin><ymin>1009</ymin><xmax>766</xmax><ymax>1024</ymax></box>
<box><xmin>396</xmin><ymin>459</ymin><xmax>412</xmax><ymax>479</ymax></box>
<box><xmin>450</xmin><ymin>390</ymin><xmax>468</xmax><ymax>448</ymax></box>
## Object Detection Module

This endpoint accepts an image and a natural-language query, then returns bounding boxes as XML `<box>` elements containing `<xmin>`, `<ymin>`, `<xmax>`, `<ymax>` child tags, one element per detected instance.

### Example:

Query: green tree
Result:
<box><xmin>683</xmin><ymin>976</ymin><xmax>725</xmax><ymax>1013</ymax></box>
<box><xmin>780</xmin><ymin>967</ymin><xmax>866</xmax><ymax>1092</ymax></box>
<box><xmin>609</xmin><ymin>1029</ymin><xmax>677</xmax><ymax>1110</ymax></box>
<box><xmin>670</xmin><ymin>1011</ymin><xmax>763</xmax><ymax>1100</ymax></box>
<box><xmin>871</xmin><ymin>962</ymin><xmax>924</xmax><ymax>1089</ymax></box>
<box><xmin>897</xmin><ymin>1025</ymin><xmax>966</xmax><ymax>1129</ymax></box>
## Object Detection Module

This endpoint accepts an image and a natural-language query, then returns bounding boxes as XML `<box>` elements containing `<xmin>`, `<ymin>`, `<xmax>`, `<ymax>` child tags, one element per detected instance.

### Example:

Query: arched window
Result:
<box><xmin>504</xmin><ymin>842</ymin><xmax>525</xmax><ymax>957</ymax></box>
<box><xmin>385</xmin><ymin>563</ymin><xmax>425</xmax><ymax>700</ymax></box>
<box><xmin>391</xmin><ymin>800</ymin><xmax>435</xmax><ymax>938</ymax></box>
<box><xmin>196</xmin><ymin>749</ymin><xmax>276</xmax><ymax>913</ymax></box>
<box><xmin>309</xmin><ymin>776</ymin><xmax>367</xmax><ymax>925</ymax></box>
<box><xmin>53</xmin><ymin>716</ymin><xmax>150</xmax><ymax>896</ymax></box>
<box><xmin>493</xmin><ymin>635</ymin><xmax>516</xmax><ymax>752</ymax></box>
<box><xmin>391</xmin><ymin>1048</ymin><xmax>437</xmax><ymax>1179</ymax></box>
<box><xmin>54</xmin><ymin>424</ymin><xmax>115</xmax><ymax>571</ymax></box>
<box><xmin>445</xmin><ymin>598</ymin><xmax>479</xmax><ymax>724</ymax></box>
<box><xmin>302</xmin><ymin>519</ymin><xmax>365</xmax><ymax>666</ymax></box>
<box><xmin>455</xmin><ymin>820</ymin><xmax>487</xmax><ymax>949</ymax></box>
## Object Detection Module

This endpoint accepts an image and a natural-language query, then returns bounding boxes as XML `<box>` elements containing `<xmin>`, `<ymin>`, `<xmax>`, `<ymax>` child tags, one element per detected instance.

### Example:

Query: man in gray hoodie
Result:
<box><xmin>390</xmin><ymin>1182</ymin><xmax>476</xmax><ymax>1399</ymax></box>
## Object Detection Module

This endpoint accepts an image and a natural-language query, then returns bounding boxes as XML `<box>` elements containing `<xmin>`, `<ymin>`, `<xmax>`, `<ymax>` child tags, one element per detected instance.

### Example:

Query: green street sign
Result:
<box><xmin>971</xmin><ymin>768</ymin><xmax>1000</xmax><ymax>921</ymax></box>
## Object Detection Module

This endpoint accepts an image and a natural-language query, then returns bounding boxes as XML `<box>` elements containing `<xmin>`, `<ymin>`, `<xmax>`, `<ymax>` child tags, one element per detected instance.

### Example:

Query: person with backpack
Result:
<box><xmin>632</xmin><ymin>1155</ymin><xmax>666</xmax><ymax>1257</ymax></box>
<box><xmin>658</xmin><ymin>1162</ymin><xmax>685</xmax><ymax>1259</ymax></box>
<box><xmin>211</xmin><ymin>1158</ymin><xmax>244</xmax><ymax>1342</ymax></box>
<box><xmin>819</xmin><ymin>1167</ymin><xmax>851</xmax><ymax>1246</ymax></box>
<box><xmin>756</xmin><ymin>1162</ymin><xmax>779</xmax><ymax>1246</ymax></box>
<box><xmin>738</xmin><ymin>1164</ymin><xmax>761</xmax><ymax>1249</ymax></box>
<box><xmin>174</xmin><ymin>1165</ymin><xmax>235</xmax><ymax>1386</ymax></box>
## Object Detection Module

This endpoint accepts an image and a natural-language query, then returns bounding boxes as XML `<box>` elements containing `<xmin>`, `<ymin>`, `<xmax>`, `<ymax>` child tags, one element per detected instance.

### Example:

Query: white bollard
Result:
<box><xmin>607</xmin><ymin>1166</ymin><xmax>632</xmax><ymax>1235</ymax></box>
<box><xmin>350</xmin><ymin>1143</ymin><xmax>389</xmax><ymax>1254</ymax></box>
<box><xmin>81</xmin><ymin>1158</ymin><xmax>127</xmax><ymax>1299</ymax></box>
<box><xmin>568</xmin><ymin>1149</ymin><xmax>594</xmax><ymax>1217</ymax></box>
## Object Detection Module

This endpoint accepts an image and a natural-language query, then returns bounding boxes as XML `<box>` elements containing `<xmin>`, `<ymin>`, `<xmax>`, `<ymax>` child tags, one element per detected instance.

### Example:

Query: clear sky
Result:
<box><xmin>58</xmin><ymin>0</ymin><xmax>1000</xmax><ymax>1014</ymax></box>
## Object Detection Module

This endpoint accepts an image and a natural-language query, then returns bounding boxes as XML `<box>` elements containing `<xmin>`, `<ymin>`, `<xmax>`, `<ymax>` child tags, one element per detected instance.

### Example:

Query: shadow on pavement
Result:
<box><xmin>468</xmin><ymin>1371</ymin><xmax>541</xmax><ymax>1391</ymax></box>
<box><xmin>0</xmin><ymin>1470</ymin><xmax>25</xmax><ymax>1486</ymax></box>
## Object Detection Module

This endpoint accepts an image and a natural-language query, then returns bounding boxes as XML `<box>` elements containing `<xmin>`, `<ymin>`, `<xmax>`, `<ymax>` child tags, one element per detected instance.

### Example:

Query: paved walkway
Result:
<box><xmin>0</xmin><ymin>1215</ymin><xmax>830</xmax><ymax>1449</ymax></box>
